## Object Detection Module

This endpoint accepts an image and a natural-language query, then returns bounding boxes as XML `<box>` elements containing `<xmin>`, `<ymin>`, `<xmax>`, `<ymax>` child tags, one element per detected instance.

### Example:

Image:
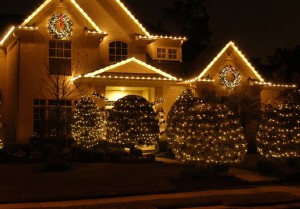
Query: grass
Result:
<box><xmin>22</xmin><ymin>192</ymin><xmax>300</xmax><ymax>209</ymax></box>
<box><xmin>0</xmin><ymin>162</ymin><xmax>250</xmax><ymax>204</ymax></box>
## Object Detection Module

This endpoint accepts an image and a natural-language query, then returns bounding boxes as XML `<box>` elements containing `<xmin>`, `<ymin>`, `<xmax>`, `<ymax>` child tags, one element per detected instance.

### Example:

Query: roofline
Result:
<box><xmin>72</xmin><ymin>57</ymin><xmax>181</xmax><ymax>82</ymax></box>
<box><xmin>195</xmin><ymin>41</ymin><xmax>265</xmax><ymax>82</ymax></box>
<box><xmin>0</xmin><ymin>26</ymin><xmax>15</xmax><ymax>46</ymax></box>
<box><xmin>20</xmin><ymin>0</ymin><xmax>105</xmax><ymax>33</ymax></box>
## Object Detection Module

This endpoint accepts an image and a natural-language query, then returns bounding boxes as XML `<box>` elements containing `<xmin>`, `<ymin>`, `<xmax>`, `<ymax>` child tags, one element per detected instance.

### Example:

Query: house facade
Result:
<box><xmin>0</xmin><ymin>0</ymin><xmax>296</xmax><ymax>143</ymax></box>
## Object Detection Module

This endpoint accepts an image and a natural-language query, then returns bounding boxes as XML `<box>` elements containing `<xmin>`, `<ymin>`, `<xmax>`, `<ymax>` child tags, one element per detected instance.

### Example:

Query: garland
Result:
<box><xmin>219</xmin><ymin>65</ymin><xmax>241</xmax><ymax>89</ymax></box>
<box><xmin>48</xmin><ymin>13</ymin><xmax>73</xmax><ymax>39</ymax></box>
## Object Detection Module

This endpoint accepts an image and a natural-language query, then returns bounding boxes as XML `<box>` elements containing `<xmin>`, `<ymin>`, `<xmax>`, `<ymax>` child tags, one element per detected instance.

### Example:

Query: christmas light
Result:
<box><xmin>72</xmin><ymin>96</ymin><xmax>106</xmax><ymax>149</ymax></box>
<box><xmin>195</xmin><ymin>41</ymin><xmax>265</xmax><ymax>83</ymax></box>
<box><xmin>0</xmin><ymin>26</ymin><xmax>15</xmax><ymax>46</ymax></box>
<box><xmin>254</xmin><ymin>81</ymin><xmax>297</xmax><ymax>88</ymax></box>
<box><xmin>167</xmin><ymin>89</ymin><xmax>247</xmax><ymax>164</ymax></box>
<box><xmin>219</xmin><ymin>65</ymin><xmax>241</xmax><ymax>89</ymax></box>
<box><xmin>107</xmin><ymin>95</ymin><xmax>159</xmax><ymax>147</ymax></box>
<box><xmin>48</xmin><ymin>14</ymin><xmax>73</xmax><ymax>39</ymax></box>
<box><xmin>78</xmin><ymin>57</ymin><xmax>179</xmax><ymax>81</ymax></box>
<box><xmin>257</xmin><ymin>91</ymin><xmax>300</xmax><ymax>159</ymax></box>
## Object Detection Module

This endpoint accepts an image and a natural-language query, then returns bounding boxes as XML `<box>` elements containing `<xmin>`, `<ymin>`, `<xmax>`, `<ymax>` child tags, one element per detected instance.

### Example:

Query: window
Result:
<box><xmin>33</xmin><ymin>99</ymin><xmax>46</xmax><ymax>137</ymax></box>
<box><xmin>168</xmin><ymin>49</ymin><xmax>178</xmax><ymax>60</ymax></box>
<box><xmin>157</xmin><ymin>48</ymin><xmax>166</xmax><ymax>59</ymax></box>
<box><xmin>109</xmin><ymin>41</ymin><xmax>128</xmax><ymax>63</ymax></box>
<box><xmin>49</xmin><ymin>40</ymin><xmax>71</xmax><ymax>75</ymax></box>
<box><xmin>156</xmin><ymin>48</ymin><xmax>178</xmax><ymax>61</ymax></box>
<box><xmin>33</xmin><ymin>99</ymin><xmax>74</xmax><ymax>137</ymax></box>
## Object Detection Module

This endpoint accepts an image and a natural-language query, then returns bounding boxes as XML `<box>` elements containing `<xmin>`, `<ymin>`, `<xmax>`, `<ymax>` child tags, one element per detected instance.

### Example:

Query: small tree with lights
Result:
<box><xmin>72</xmin><ymin>96</ymin><xmax>106</xmax><ymax>149</ymax></box>
<box><xmin>257</xmin><ymin>89</ymin><xmax>300</xmax><ymax>159</ymax></box>
<box><xmin>107</xmin><ymin>95</ymin><xmax>159</xmax><ymax>149</ymax></box>
<box><xmin>166</xmin><ymin>89</ymin><xmax>201</xmax><ymax>142</ymax></box>
<box><xmin>167</xmin><ymin>89</ymin><xmax>247</xmax><ymax>177</ymax></box>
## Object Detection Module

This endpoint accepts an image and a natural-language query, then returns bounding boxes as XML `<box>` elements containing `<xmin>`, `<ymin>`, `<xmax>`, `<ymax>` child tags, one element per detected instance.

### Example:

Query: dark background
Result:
<box><xmin>1</xmin><ymin>0</ymin><xmax>300</xmax><ymax>62</ymax></box>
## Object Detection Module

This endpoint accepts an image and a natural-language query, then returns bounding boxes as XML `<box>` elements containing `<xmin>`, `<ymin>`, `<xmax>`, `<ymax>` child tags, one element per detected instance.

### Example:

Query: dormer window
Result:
<box><xmin>109</xmin><ymin>41</ymin><xmax>128</xmax><ymax>63</ymax></box>
<box><xmin>156</xmin><ymin>48</ymin><xmax>178</xmax><ymax>61</ymax></box>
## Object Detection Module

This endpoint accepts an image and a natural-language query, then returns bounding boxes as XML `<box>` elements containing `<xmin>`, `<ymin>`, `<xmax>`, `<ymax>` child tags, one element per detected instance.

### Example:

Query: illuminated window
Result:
<box><xmin>156</xmin><ymin>48</ymin><xmax>178</xmax><ymax>61</ymax></box>
<box><xmin>49</xmin><ymin>40</ymin><xmax>71</xmax><ymax>75</ymax></box>
<box><xmin>109</xmin><ymin>41</ymin><xmax>128</xmax><ymax>63</ymax></box>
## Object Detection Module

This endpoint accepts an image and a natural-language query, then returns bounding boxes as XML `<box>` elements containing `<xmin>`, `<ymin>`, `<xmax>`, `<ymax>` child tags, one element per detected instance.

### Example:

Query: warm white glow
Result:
<box><xmin>70</xmin><ymin>0</ymin><xmax>105</xmax><ymax>33</ymax></box>
<box><xmin>84</xmin><ymin>57</ymin><xmax>179</xmax><ymax>80</ymax></box>
<box><xmin>115</xmin><ymin>0</ymin><xmax>151</xmax><ymax>37</ymax></box>
<box><xmin>0</xmin><ymin>26</ymin><xmax>15</xmax><ymax>46</ymax></box>
<box><xmin>196</xmin><ymin>41</ymin><xmax>265</xmax><ymax>82</ymax></box>
<box><xmin>18</xmin><ymin>26</ymin><xmax>38</xmax><ymax>30</ymax></box>
<box><xmin>254</xmin><ymin>81</ymin><xmax>297</xmax><ymax>88</ymax></box>
<box><xmin>21</xmin><ymin>0</ymin><xmax>52</xmax><ymax>26</ymax></box>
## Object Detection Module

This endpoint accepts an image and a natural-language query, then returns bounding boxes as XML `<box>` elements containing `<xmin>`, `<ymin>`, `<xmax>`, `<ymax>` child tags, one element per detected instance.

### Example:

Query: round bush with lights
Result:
<box><xmin>72</xmin><ymin>96</ymin><xmax>106</xmax><ymax>149</ymax></box>
<box><xmin>107</xmin><ymin>95</ymin><xmax>159</xmax><ymax>147</ymax></box>
<box><xmin>169</xmin><ymin>101</ymin><xmax>247</xmax><ymax>165</ymax></box>
<box><xmin>257</xmin><ymin>103</ymin><xmax>300</xmax><ymax>159</ymax></box>
<box><xmin>166</xmin><ymin>89</ymin><xmax>201</xmax><ymax>143</ymax></box>
<box><xmin>219</xmin><ymin>65</ymin><xmax>241</xmax><ymax>89</ymax></box>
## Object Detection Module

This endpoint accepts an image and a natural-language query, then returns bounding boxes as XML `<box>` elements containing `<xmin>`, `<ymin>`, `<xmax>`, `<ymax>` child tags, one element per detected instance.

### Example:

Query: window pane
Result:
<box><xmin>49</xmin><ymin>41</ymin><xmax>56</xmax><ymax>48</ymax></box>
<box><xmin>64</xmin><ymin>50</ymin><xmax>71</xmax><ymax>58</ymax></box>
<box><xmin>109</xmin><ymin>48</ymin><xmax>115</xmax><ymax>55</ymax></box>
<box><xmin>116</xmin><ymin>41</ymin><xmax>121</xmax><ymax>48</ymax></box>
<box><xmin>116</xmin><ymin>48</ymin><xmax>121</xmax><ymax>55</ymax></box>
<box><xmin>109</xmin><ymin>56</ymin><xmax>115</xmax><ymax>62</ymax></box>
<box><xmin>49</xmin><ymin>49</ymin><xmax>56</xmax><ymax>57</ymax></box>
<box><xmin>122</xmin><ymin>49</ymin><xmax>128</xmax><ymax>55</ymax></box>
<box><xmin>64</xmin><ymin>41</ymin><xmax>71</xmax><ymax>49</ymax></box>
<box><xmin>57</xmin><ymin>49</ymin><xmax>63</xmax><ymax>57</ymax></box>
<box><xmin>57</xmin><ymin>41</ymin><xmax>63</xmax><ymax>48</ymax></box>
<box><xmin>122</xmin><ymin>42</ymin><xmax>127</xmax><ymax>48</ymax></box>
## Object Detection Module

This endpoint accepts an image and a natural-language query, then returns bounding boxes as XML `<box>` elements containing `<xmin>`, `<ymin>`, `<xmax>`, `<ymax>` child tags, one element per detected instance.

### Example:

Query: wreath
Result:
<box><xmin>48</xmin><ymin>13</ymin><xmax>73</xmax><ymax>39</ymax></box>
<box><xmin>219</xmin><ymin>65</ymin><xmax>241</xmax><ymax>89</ymax></box>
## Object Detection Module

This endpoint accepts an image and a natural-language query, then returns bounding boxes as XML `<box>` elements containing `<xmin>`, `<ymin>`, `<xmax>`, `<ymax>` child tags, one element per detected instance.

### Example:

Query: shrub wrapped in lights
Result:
<box><xmin>72</xmin><ymin>96</ymin><xmax>106</xmax><ymax>149</ymax></box>
<box><xmin>167</xmin><ymin>90</ymin><xmax>247</xmax><ymax>164</ymax></box>
<box><xmin>257</xmin><ymin>92</ymin><xmax>300</xmax><ymax>159</ymax></box>
<box><xmin>166</xmin><ymin>89</ymin><xmax>201</xmax><ymax>142</ymax></box>
<box><xmin>107</xmin><ymin>95</ymin><xmax>159</xmax><ymax>147</ymax></box>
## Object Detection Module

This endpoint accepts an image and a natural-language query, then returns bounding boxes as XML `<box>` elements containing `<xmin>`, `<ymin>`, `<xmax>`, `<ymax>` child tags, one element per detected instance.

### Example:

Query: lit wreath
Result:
<box><xmin>219</xmin><ymin>65</ymin><xmax>241</xmax><ymax>89</ymax></box>
<box><xmin>48</xmin><ymin>13</ymin><xmax>73</xmax><ymax>39</ymax></box>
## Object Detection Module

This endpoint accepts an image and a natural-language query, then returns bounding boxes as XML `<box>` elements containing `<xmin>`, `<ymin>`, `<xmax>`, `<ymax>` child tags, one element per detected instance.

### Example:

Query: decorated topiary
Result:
<box><xmin>170</xmin><ymin>103</ymin><xmax>247</xmax><ymax>164</ymax></box>
<box><xmin>72</xmin><ymin>96</ymin><xmax>106</xmax><ymax>149</ymax></box>
<box><xmin>257</xmin><ymin>90</ymin><xmax>300</xmax><ymax>158</ymax></box>
<box><xmin>107</xmin><ymin>95</ymin><xmax>159</xmax><ymax>147</ymax></box>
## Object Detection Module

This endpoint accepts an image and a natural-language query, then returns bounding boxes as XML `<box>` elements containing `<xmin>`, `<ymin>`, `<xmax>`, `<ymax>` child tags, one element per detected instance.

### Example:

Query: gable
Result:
<box><xmin>21</xmin><ymin>0</ymin><xmax>103</xmax><ymax>34</ymax></box>
<box><xmin>72</xmin><ymin>57</ymin><xmax>180</xmax><ymax>81</ymax></box>
<box><xmin>195</xmin><ymin>42</ymin><xmax>265</xmax><ymax>83</ymax></box>
<box><xmin>20</xmin><ymin>0</ymin><xmax>150</xmax><ymax>36</ymax></box>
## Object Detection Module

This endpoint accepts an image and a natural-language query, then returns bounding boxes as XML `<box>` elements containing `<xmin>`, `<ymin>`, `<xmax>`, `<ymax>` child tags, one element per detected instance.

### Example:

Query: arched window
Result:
<box><xmin>109</xmin><ymin>41</ymin><xmax>128</xmax><ymax>63</ymax></box>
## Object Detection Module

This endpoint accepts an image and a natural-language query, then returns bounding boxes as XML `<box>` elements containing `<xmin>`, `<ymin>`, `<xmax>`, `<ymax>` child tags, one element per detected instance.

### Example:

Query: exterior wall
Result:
<box><xmin>146</xmin><ymin>39</ymin><xmax>183</xmax><ymax>62</ymax></box>
<box><xmin>3</xmin><ymin>41</ymin><xmax>19</xmax><ymax>141</ymax></box>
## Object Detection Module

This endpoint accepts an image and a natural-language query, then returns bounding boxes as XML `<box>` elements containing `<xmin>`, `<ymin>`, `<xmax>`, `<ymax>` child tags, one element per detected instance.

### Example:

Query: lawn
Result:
<box><xmin>0</xmin><ymin>161</ymin><xmax>249</xmax><ymax>204</ymax></box>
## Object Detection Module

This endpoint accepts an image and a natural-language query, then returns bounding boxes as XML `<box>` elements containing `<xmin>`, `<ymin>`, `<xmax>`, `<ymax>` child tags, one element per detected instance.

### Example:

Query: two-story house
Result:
<box><xmin>0</xmin><ymin>0</ymin><xmax>296</xmax><ymax>143</ymax></box>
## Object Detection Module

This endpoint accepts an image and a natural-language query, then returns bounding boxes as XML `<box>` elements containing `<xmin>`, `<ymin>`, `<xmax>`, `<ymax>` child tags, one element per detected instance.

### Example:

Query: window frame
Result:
<box><xmin>155</xmin><ymin>47</ymin><xmax>179</xmax><ymax>61</ymax></box>
<box><xmin>49</xmin><ymin>40</ymin><xmax>72</xmax><ymax>75</ymax></box>
<box><xmin>109</xmin><ymin>41</ymin><xmax>129</xmax><ymax>63</ymax></box>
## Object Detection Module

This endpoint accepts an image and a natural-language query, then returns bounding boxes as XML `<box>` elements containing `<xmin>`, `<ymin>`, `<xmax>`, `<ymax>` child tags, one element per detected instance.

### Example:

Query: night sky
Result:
<box><xmin>1</xmin><ymin>0</ymin><xmax>300</xmax><ymax>62</ymax></box>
